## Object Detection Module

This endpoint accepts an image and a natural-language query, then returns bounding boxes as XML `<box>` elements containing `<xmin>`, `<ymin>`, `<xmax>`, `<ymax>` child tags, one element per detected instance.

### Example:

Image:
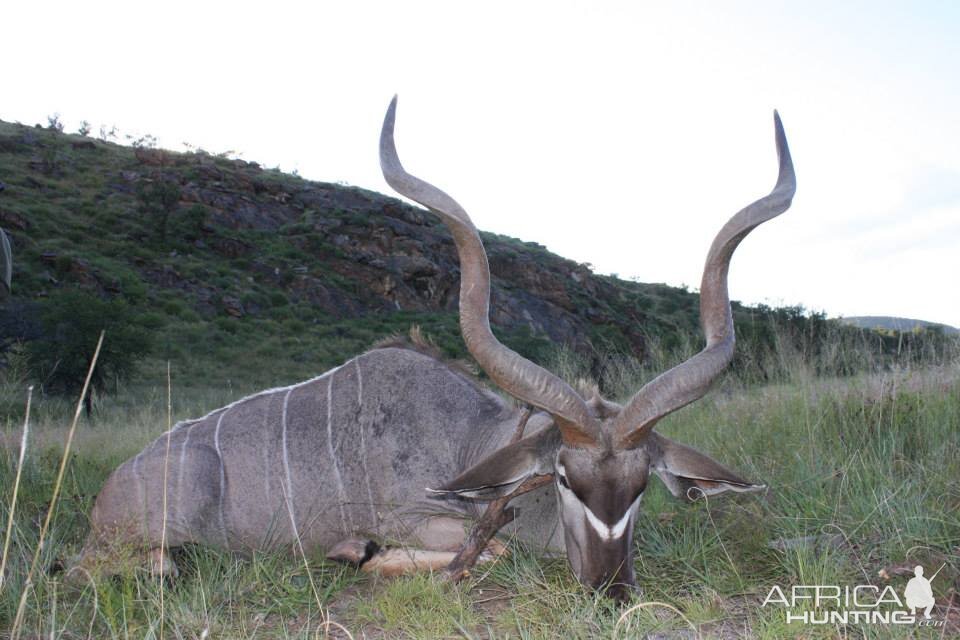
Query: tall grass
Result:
<box><xmin>1</xmin><ymin>325</ymin><xmax>958</xmax><ymax>638</ymax></box>
<box><xmin>0</xmin><ymin>386</ymin><xmax>30</xmax><ymax>592</ymax></box>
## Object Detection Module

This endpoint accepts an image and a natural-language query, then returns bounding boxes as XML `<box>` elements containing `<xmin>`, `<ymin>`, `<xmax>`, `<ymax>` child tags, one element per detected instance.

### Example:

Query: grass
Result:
<box><xmin>4</xmin><ymin>118</ymin><xmax>954</xmax><ymax>400</ymax></box>
<box><xmin>354</xmin><ymin>574</ymin><xmax>479</xmax><ymax>638</ymax></box>
<box><xmin>1</xmin><ymin>121</ymin><xmax>958</xmax><ymax>637</ymax></box>
<box><xmin>0</xmin><ymin>339</ymin><xmax>958</xmax><ymax>638</ymax></box>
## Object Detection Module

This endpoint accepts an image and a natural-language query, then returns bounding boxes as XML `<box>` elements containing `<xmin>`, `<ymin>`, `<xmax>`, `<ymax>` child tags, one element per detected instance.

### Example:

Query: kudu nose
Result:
<box><xmin>597</xmin><ymin>580</ymin><xmax>637</xmax><ymax>603</ymax></box>
<box><xmin>588</xmin><ymin>566</ymin><xmax>637</xmax><ymax>602</ymax></box>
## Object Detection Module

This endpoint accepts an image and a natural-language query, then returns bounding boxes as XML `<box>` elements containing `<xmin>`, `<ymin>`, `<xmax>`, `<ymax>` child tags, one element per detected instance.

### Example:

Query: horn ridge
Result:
<box><xmin>614</xmin><ymin>110</ymin><xmax>796</xmax><ymax>448</ymax></box>
<box><xmin>379</xmin><ymin>97</ymin><xmax>601</xmax><ymax>446</ymax></box>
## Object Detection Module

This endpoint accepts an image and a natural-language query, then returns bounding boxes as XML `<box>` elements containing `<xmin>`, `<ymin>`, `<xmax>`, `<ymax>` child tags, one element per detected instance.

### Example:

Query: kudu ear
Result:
<box><xmin>648</xmin><ymin>433</ymin><xmax>765</xmax><ymax>501</ymax></box>
<box><xmin>428</xmin><ymin>426</ymin><xmax>561</xmax><ymax>501</ymax></box>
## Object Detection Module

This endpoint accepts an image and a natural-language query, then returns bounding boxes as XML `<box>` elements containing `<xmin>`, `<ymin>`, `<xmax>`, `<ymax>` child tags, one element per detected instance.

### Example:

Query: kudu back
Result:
<box><xmin>81</xmin><ymin>98</ymin><xmax>795</xmax><ymax>599</ymax></box>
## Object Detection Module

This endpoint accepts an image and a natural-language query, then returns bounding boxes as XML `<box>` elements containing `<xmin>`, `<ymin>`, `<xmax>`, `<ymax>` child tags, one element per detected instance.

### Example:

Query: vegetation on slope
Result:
<box><xmin>841</xmin><ymin>316</ymin><xmax>960</xmax><ymax>335</ymax></box>
<box><xmin>1</xmin><ymin>344</ymin><xmax>958</xmax><ymax>637</ymax></box>
<box><xmin>0</xmin><ymin>117</ymin><xmax>958</xmax><ymax>638</ymax></box>
<box><xmin>1</xmin><ymin>118</ymin><xmax>955</xmax><ymax>410</ymax></box>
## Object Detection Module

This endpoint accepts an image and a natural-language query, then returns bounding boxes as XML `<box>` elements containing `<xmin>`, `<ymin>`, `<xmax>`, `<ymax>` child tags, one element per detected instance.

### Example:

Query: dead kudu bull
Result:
<box><xmin>79</xmin><ymin>98</ymin><xmax>796</xmax><ymax>600</ymax></box>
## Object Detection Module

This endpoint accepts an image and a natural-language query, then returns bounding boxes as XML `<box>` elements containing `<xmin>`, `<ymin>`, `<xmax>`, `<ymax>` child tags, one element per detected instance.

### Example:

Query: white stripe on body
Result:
<box><xmin>355</xmin><ymin>356</ymin><xmax>378</xmax><ymax>527</ymax></box>
<box><xmin>132</xmin><ymin>453</ymin><xmax>146</xmax><ymax>535</ymax></box>
<box><xmin>327</xmin><ymin>373</ymin><xmax>351</xmax><ymax>531</ymax></box>
<box><xmin>153</xmin><ymin>363</ymin><xmax>347</xmax><ymax>545</ymax></box>
<box><xmin>160</xmin><ymin>366</ymin><xmax>343</xmax><ymax>436</ymax></box>
<box><xmin>262</xmin><ymin>398</ymin><xmax>272</xmax><ymax>508</ymax></box>
<box><xmin>213</xmin><ymin>409</ymin><xmax>230</xmax><ymax>547</ymax></box>
<box><xmin>281</xmin><ymin>386</ymin><xmax>299</xmax><ymax>540</ymax></box>
<box><xmin>175</xmin><ymin>421</ymin><xmax>198</xmax><ymax>528</ymax></box>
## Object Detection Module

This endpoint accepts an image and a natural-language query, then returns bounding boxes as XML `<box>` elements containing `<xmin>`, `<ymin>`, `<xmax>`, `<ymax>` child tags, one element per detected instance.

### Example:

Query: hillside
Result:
<box><xmin>0</xmin><ymin>120</ymin><xmax>950</xmax><ymax>391</ymax></box>
<box><xmin>841</xmin><ymin>316</ymin><xmax>959</xmax><ymax>335</ymax></box>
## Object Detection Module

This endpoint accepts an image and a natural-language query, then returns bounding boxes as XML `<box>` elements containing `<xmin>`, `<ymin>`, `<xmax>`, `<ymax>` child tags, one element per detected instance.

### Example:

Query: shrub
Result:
<box><xmin>37</xmin><ymin>135</ymin><xmax>69</xmax><ymax>176</ymax></box>
<box><xmin>136</xmin><ymin>177</ymin><xmax>182</xmax><ymax>243</ymax></box>
<box><xmin>46</xmin><ymin>114</ymin><xmax>64</xmax><ymax>133</ymax></box>
<box><xmin>26</xmin><ymin>289</ymin><xmax>152</xmax><ymax>415</ymax></box>
<box><xmin>172</xmin><ymin>204</ymin><xmax>207</xmax><ymax>241</ymax></box>
<box><xmin>0</xmin><ymin>341</ymin><xmax>31</xmax><ymax>418</ymax></box>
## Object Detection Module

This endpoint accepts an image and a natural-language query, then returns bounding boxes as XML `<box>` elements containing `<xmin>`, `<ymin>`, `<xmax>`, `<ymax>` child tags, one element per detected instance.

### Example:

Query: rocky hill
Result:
<box><xmin>0</xmin><ymin>119</ymin><xmax>944</xmax><ymax>391</ymax></box>
<box><xmin>841</xmin><ymin>316</ymin><xmax>959</xmax><ymax>335</ymax></box>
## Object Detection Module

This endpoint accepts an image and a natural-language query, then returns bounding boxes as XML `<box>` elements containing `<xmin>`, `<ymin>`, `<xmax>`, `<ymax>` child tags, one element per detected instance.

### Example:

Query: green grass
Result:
<box><xmin>1</xmin><ymin>348</ymin><xmax>958</xmax><ymax>638</ymax></box>
<box><xmin>354</xmin><ymin>574</ymin><xmax>479</xmax><ymax>638</ymax></box>
<box><xmin>2</xmin><ymin>120</ymin><xmax>959</xmax><ymax>637</ymax></box>
<box><xmin>4</xmin><ymin>119</ymin><xmax>956</xmax><ymax>400</ymax></box>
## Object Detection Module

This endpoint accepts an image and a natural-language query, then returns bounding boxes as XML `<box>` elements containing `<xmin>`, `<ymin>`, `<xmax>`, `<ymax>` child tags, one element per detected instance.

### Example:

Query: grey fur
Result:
<box><xmin>376</xmin><ymin>98</ymin><xmax>786</xmax><ymax>599</ymax></box>
<box><xmin>82</xmin><ymin>99</ymin><xmax>791</xmax><ymax>599</ymax></box>
<box><xmin>81</xmin><ymin>346</ymin><xmax>563</xmax><ymax>565</ymax></box>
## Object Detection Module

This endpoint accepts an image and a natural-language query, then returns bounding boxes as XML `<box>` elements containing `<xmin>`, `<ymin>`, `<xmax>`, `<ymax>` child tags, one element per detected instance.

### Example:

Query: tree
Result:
<box><xmin>27</xmin><ymin>289</ymin><xmax>152</xmax><ymax>416</ymax></box>
<box><xmin>137</xmin><ymin>177</ymin><xmax>181</xmax><ymax>243</ymax></box>
<box><xmin>46</xmin><ymin>113</ymin><xmax>64</xmax><ymax>133</ymax></box>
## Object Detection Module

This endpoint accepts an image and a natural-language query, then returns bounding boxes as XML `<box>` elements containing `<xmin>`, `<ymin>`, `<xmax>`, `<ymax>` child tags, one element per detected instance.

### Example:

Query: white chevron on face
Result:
<box><xmin>583</xmin><ymin>494</ymin><xmax>642</xmax><ymax>541</ymax></box>
<box><xmin>556</xmin><ymin>463</ymin><xmax>643</xmax><ymax>542</ymax></box>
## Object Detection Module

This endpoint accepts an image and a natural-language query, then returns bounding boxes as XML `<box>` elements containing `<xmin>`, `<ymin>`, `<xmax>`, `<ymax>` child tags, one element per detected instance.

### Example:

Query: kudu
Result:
<box><xmin>80</xmin><ymin>98</ymin><xmax>795</xmax><ymax>600</ymax></box>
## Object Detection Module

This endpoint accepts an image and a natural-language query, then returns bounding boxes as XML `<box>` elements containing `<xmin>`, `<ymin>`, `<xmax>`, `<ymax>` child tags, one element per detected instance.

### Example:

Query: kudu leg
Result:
<box><xmin>148</xmin><ymin>547</ymin><xmax>180</xmax><ymax>578</ymax></box>
<box><xmin>445</xmin><ymin>408</ymin><xmax>554</xmax><ymax>582</ymax></box>
<box><xmin>327</xmin><ymin>537</ymin><xmax>507</xmax><ymax>577</ymax></box>
<box><xmin>328</xmin><ymin>409</ymin><xmax>546</xmax><ymax>580</ymax></box>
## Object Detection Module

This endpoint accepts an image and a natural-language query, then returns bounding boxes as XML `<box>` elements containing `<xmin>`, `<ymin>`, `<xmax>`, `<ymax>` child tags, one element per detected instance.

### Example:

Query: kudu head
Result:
<box><xmin>380</xmin><ymin>97</ymin><xmax>796</xmax><ymax>601</ymax></box>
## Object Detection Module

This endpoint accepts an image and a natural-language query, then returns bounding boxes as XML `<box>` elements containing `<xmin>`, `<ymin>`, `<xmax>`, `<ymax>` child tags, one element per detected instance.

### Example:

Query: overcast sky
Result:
<box><xmin>4</xmin><ymin>1</ymin><xmax>958</xmax><ymax>326</ymax></box>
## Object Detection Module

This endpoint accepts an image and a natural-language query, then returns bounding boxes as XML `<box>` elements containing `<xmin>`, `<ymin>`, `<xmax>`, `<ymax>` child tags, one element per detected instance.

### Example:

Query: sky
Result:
<box><xmin>3</xmin><ymin>1</ymin><xmax>959</xmax><ymax>327</ymax></box>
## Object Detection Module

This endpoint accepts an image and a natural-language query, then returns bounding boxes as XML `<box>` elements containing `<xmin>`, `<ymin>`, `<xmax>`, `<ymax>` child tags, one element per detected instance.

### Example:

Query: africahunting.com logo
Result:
<box><xmin>762</xmin><ymin>564</ymin><xmax>945</xmax><ymax>627</ymax></box>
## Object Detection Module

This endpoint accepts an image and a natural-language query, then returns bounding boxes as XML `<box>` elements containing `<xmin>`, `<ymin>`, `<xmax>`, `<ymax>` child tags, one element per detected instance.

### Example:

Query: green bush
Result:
<box><xmin>136</xmin><ymin>176</ymin><xmax>181</xmax><ymax>243</ymax></box>
<box><xmin>161</xmin><ymin>298</ymin><xmax>187</xmax><ymax>316</ymax></box>
<box><xmin>139</xmin><ymin>311</ymin><xmax>166</xmax><ymax>330</ymax></box>
<box><xmin>26</xmin><ymin>289</ymin><xmax>152</xmax><ymax>412</ymax></box>
<box><xmin>172</xmin><ymin>204</ymin><xmax>207</xmax><ymax>241</ymax></box>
